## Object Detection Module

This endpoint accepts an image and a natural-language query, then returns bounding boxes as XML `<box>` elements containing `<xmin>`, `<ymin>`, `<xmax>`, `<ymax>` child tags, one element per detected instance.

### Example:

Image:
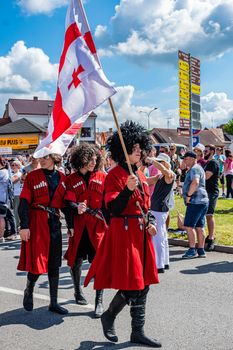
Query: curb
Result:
<box><xmin>168</xmin><ymin>238</ymin><xmax>233</xmax><ymax>254</ymax></box>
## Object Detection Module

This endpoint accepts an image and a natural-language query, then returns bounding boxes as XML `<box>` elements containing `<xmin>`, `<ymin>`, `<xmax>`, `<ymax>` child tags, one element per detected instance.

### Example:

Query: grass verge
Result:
<box><xmin>169</xmin><ymin>195</ymin><xmax>233</xmax><ymax>246</ymax></box>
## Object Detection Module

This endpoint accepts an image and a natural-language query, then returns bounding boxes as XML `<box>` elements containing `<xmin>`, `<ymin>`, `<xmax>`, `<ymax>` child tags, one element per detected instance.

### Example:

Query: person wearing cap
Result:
<box><xmin>147</xmin><ymin>153</ymin><xmax>175</xmax><ymax>273</ymax></box>
<box><xmin>84</xmin><ymin>121</ymin><xmax>161</xmax><ymax>348</ymax></box>
<box><xmin>181</xmin><ymin>151</ymin><xmax>209</xmax><ymax>259</ymax></box>
<box><xmin>194</xmin><ymin>143</ymin><xmax>207</xmax><ymax>169</ymax></box>
<box><xmin>17</xmin><ymin>149</ymin><xmax>68</xmax><ymax>315</ymax></box>
<box><xmin>204</xmin><ymin>144</ymin><xmax>220</xmax><ymax>251</ymax></box>
<box><xmin>63</xmin><ymin>143</ymin><xmax>107</xmax><ymax>318</ymax></box>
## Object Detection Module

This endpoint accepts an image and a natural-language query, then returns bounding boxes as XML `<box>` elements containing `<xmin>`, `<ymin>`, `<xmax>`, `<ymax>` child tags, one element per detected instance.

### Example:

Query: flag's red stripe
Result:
<box><xmin>84</xmin><ymin>31</ymin><xmax>97</xmax><ymax>54</ymax></box>
<box><xmin>52</xmin><ymin>88</ymin><xmax>71</xmax><ymax>140</ymax></box>
<box><xmin>65</xmin><ymin>122</ymin><xmax>83</xmax><ymax>135</ymax></box>
<box><xmin>59</xmin><ymin>22</ymin><xmax>82</xmax><ymax>73</ymax></box>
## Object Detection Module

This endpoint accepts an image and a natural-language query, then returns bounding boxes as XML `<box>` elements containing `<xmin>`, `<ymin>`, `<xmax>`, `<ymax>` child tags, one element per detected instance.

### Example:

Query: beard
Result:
<box><xmin>204</xmin><ymin>154</ymin><xmax>210</xmax><ymax>160</ymax></box>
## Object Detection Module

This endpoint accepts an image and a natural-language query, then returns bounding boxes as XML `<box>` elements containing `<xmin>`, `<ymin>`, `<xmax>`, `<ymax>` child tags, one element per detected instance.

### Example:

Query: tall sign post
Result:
<box><xmin>178</xmin><ymin>50</ymin><xmax>201</xmax><ymax>149</ymax></box>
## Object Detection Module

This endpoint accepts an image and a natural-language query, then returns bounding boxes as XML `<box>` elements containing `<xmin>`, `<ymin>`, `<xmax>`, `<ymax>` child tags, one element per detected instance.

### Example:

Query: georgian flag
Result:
<box><xmin>35</xmin><ymin>0</ymin><xmax>116</xmax><ymax>153</ymax></box>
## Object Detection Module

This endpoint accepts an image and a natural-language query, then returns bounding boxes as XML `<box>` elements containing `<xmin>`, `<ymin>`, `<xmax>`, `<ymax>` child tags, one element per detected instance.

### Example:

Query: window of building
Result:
<box><xmin>81</xmin><ymin>127</ymin><xmax>92</xmax><ymax>138</ymax></box>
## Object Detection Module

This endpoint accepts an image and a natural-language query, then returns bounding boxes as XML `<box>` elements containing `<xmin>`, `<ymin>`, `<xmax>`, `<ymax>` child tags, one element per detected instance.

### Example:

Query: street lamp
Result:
<box><xmin>139</xmin><ymin>107</ymin><xmax>158</xmax><ymax>130</ymax></box>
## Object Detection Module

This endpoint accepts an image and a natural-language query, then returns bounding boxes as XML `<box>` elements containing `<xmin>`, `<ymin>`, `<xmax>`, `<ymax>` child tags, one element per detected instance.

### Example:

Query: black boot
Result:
<box><xmin>94</xmin><ymin>289</ymin><xmax>104</xmax><ymax>318</ymax></box>
<box><xmin>48</xmin><ymin>274</ymin><xmax>68</xmax><ymax>315</ymax></box>
<box><xmin>71</xmin><ymin>258</ymin><xmax>88</xmax><ymax>305</ymax></box>
<box><xmin>101</xmin><ymin>291</ymin><xmax>127</xmax><ymax>343</ymax></box>
<box><xmin>130</xmin><ymin>289</ymin><xmax>162</xmax><ymax>348</ymax></box>
<box><xmin>23</xmin><ymin>279</ymin><xmax>35</xmax><ymax>311</ymax></box>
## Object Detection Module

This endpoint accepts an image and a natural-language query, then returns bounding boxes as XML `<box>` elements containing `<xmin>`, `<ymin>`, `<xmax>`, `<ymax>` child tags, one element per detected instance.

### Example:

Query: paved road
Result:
<box><xmin>0</xmin><ymin>234</ymin><xmax>233</xmax><ymax>350</ymax></box>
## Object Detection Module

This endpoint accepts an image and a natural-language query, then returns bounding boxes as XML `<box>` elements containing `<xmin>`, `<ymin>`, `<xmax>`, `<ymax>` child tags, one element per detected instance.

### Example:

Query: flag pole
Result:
<box><xmin>108</xmin><ymin>97</ymin><xmax>133</xmax><ymax>175</ymax></box>
<box><xmin>77</xmin><ymin>0</ymin><xmax>133</xmax><ymax>175</ymax></box>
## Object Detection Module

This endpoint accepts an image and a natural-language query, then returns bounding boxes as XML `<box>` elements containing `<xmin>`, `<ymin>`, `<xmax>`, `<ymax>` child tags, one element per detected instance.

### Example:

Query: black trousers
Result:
<box><xmin>4</xmin><ymin>208</ymin><xmax>17</xmax><ymax>237</ymax></box>
<box><xmin>226</xmin><ymin>174</ymin><xmax>233</xmax><ymax>198</ymax></box>
<box><xmin>75</xmin><ymin>228</ymin><xmax>96</xmax><ymax>263</ymax></box>
<box><xmin>28</xmin><ymin>267</ymin><xmax>59</xmax><ymax>282</ymax></box>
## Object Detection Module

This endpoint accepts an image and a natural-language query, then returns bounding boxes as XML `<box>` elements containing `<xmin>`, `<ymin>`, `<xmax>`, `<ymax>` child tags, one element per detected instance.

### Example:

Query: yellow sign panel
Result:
<box><xmin>179</xmin><ymin>60</ymin><xmax>189</xmax><ymax>72</ymax></box>
<box><xmin>179</xmin><ymin>70</ymin><xmax>189</xmax><ymax>81</ymax></box>
<box><xmin>179</xmin><ymin>88</ymin><xmax>190</xmax><ymax>101</ymax></box>
<box><xmin>179</xmin><ymin>79</ymin><xmax>190</xmax><ymax>91</ymax></box>
<box><xmin>179</xmin><ymin>109</ymin><xmax>190</xmax><ymax>119</ymax></box>
<box><xmin>179</xmin><ymin>99</ymin><xmax>190</xmax><ymax>110</ymax></box>
<box><xmin>0</xmin><ymin>135</ymin><xmax>39</xmax><ymax>150</ymax></box>
<box><xmin>191</xmin><ymin>84</ymin><xmax>201</xmax><ymax>95</ymax></box>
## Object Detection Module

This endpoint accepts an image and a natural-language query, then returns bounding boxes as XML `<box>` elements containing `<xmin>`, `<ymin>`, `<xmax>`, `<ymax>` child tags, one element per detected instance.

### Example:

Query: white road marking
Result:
<box><xmin>0</xmin><ymin>286</ymin><xmax>94</xmax><ymax>309</ymax></box>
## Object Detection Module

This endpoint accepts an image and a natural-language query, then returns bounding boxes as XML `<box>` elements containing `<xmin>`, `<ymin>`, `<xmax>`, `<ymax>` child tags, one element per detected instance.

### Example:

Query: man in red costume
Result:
<box><xmin>64</xmin><ymin>143</ymin><xmax>106</xmax><ymax>318</ymax></box>
<box><xmin>18</xmin><ymin>149</ymin><xmax>68</xmax><ymax>315</ymax></box>
<box><xmin>85</xmin><ymin>121</ymin><xmax>161</xmax><ymax>348</ymax></box>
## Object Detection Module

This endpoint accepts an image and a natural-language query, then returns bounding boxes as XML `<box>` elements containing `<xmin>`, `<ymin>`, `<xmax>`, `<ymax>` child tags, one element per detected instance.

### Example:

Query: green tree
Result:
<box><xmin>223</xmin><ymin>119</ymin><xmax>233</xmax><ymax>135</ymax></box>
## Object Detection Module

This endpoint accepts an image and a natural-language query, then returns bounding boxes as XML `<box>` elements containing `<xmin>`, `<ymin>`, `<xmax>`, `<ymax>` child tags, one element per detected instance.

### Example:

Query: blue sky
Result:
<box><xmin>1</xmin><ymin>0</ymin><xmax>233</xmax><ymax>131</ymax></box>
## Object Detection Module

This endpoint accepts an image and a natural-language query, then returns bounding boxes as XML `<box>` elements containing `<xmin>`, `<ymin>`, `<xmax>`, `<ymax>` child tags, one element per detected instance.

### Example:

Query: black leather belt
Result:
<box><xmin>111</xmin><ymin>214</ymin><xmax>144</xmax><ymax>230</ymax></box>
<box><xmin>32</xmin><ymin>205</ymin><xmax>60</xmax><ymax>217</ymax></box>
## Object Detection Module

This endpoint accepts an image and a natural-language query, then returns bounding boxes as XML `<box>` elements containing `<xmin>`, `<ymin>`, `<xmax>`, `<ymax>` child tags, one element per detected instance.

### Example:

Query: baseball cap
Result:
<box><xmin>183</xmin><ymin>151</ymin><xmax>197</xmax><ymax>159</ymax></box>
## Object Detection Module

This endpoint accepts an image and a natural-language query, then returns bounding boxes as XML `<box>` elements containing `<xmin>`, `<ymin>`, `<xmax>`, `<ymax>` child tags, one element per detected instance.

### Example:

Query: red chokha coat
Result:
<box><xmin>17</xmin><ymin>169</ymin><xmax>66</xmax><ymax>274</ymax></box>
<box><xmin>84</xmin><ymin>165</ymin><xmax>159</xmax><ymax>290</ymax></box>
<box><xmin>64</xmin><ymin>171</ymin><xmax>106</xmax><ymax>268</ymax></box>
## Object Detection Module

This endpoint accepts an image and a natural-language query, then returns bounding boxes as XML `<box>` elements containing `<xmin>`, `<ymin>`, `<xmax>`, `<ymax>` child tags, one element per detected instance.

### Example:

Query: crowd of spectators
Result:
<box><xmin>0</xmin><ymin>143</ymin><xmax>232</xmax><ymax>262</ymax></box>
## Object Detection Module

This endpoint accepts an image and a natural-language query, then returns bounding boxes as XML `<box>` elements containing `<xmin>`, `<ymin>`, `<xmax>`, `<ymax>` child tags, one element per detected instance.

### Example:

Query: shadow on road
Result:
<box><xmin>180</xmin><ymin>261</ymin><xmax>233</xmax><ymax>275</ymax></box>
<box><xmin>76</xmin><ymin>340</ymin><xmax>135</xmax><ymax>350</ymax></box>
<box><xmin>169</xmin><ymin>249</ymin><xmax>185</xmax><ymax>256</ymax></box>
<box><xmin>0</xmin><ymin>308</ymin><xmax>94</xmax><ymax>330</ymax></box>
<box><xmin>0</xmin><ymin>241</ymin><xmax>21</xmax><ymax>251</ymax></box>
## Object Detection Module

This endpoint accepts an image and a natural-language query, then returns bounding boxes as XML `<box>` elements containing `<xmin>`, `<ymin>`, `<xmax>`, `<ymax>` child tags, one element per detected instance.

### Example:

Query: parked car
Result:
<box><xmin>153</xmin><ymin>143</ymin><xmax>187</xmax><ymax>156</ymax></box>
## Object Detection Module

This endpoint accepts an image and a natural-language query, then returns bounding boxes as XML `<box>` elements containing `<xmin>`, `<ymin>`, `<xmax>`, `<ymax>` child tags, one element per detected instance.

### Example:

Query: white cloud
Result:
<box><xmin>95</xmin><ymin>25</ymin><xmax>107</xmax><ymax>38</ymax></box>
<box><xmin>96</xmin><ymin>0</ymin><xmax>233</xmax><ymax>64</ymax></box>
<box><xmin>201</xmin><ymin>91</ymin><xmax>233</xmax><ymax>127</ymax></box>
<box><xmin>0</xmin><ymin>75</ymin><xmax>31</xmax><ymax>93</ymax></box>
<box><xmin>0</xmin><ymin>41</ymin><xmax>58</xmax><ymax>94</ymax></box>
<box><xmin>94</xmin><ymin>86</ymin><xmax>233</xmax><ymax>131</ymax></box>
<box><xmin>17</xmin><ymin>0</ymin><xmax>68</xmax><ymax>15</ymax></box>
<box><xmin>95</xmin><ymin>85</ymin><xmax>176</xmax><ymax>131</ymax></box>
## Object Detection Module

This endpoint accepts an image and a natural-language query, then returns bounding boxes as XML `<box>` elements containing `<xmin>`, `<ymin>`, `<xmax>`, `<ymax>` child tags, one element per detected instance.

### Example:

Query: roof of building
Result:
<box><xmin>3</xmin><ymin>97</ymin><xmax>98</xmax><ymax>119</ymax></box>
<box><xmin>225</xmin><ymin>133</ymin><xmax>233</xmax><ymax>141</ymax></box>
<box><xmin>0</xmin><ymin>118</ymin><xmax>46</xmax><ymax>135</ymax></box>
<box><xmin>6</xmin><ymin>97</ymin><xmax>54</xmax><ymax>116</ymax></box>
<box><xmin>152</xmin><ymin>128</ymin><xmax>229</xmax><ymax>147</ymax></box>
<box><xmin>0</xmin><ymin>117</ymin><xmax>11</xmax><ymax>127</ymax></box>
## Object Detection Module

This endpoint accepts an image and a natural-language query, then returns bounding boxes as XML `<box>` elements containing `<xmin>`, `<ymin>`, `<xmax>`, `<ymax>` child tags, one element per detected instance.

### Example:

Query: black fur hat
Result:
<box><xmin>106</xmin><ymin>121</ymin><xmax>152</xmax><ymax>164</ymax></box>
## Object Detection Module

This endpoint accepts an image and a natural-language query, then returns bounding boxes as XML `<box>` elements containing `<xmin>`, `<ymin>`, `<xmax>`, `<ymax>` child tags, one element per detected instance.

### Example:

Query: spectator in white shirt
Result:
<box><xmin>11</xmin><ymin>160</ymin><xmax>23</xmax><ymax>231</ymax></box>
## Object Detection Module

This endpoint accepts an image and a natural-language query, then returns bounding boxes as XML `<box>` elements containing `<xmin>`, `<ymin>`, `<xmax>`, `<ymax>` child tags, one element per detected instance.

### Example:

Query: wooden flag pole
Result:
<box><xmin>108</xmin><ymin>97</ymin><xmax>133</xmax><ymax>175</ymax></box>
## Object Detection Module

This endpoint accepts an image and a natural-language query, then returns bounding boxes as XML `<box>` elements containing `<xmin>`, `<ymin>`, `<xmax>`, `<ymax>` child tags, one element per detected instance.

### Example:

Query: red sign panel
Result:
<box><xmin>190</xmin><ymin>66</ymin><xmax>200</xmax><ymax>76</ymax></box>
<box><xmin>191</xmin><ymin>76</ymin><xmax>200</xmax><ymax>85</ymax></box>
<box><xmin>177</xmin><ymin>127</ymin><xmax>190</xmax><ymax>136</ymax></box>
<box><xmin>178</xmin><ymin>50</ymin><xmax>190</xmax><ymax>63</ymax></box>
<box><xmin>180</xmin><ymin>118</ymin><xmax>191</xmax><ymax>128</ymax></box>
<box><xmin>190</xmin><ymin>56</ymin><xmax>200</xmax><ymax>68</ymax></box>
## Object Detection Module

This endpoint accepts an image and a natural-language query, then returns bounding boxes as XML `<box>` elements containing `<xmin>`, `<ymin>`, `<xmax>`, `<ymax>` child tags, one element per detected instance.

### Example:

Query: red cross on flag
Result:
<box><xmin>36</xmin><ymin>0</ymin><xmax>116</xmax><ymax>153</ymax></box>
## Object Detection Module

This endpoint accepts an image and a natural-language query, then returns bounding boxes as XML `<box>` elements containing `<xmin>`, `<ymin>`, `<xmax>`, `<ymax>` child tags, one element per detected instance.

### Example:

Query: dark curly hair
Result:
<box><xmin>92</xmin><ymin>145</ymin><xmax>103</xmax><ymax>171</ymax></box>
<box><xmin>106</xmin><ymin>121</ymin><xmax>152</xmax><ymax>164</ymax></box>
<box><xmin>70</xmin><ymin>142</ymin><xmax>99</xmax><ymax>171</ymax></box>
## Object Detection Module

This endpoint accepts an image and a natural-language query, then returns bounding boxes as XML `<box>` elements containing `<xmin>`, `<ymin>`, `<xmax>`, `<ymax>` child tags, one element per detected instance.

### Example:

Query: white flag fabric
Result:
<box><xmin>33</xmin><ymin>120</ymin><xmax>82</xmax><ymax>158</ymax></box>
<box><xmin>35</xmin><ymin>0</ymin><xmax>116</xmax><ymax>152</ymax></box>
